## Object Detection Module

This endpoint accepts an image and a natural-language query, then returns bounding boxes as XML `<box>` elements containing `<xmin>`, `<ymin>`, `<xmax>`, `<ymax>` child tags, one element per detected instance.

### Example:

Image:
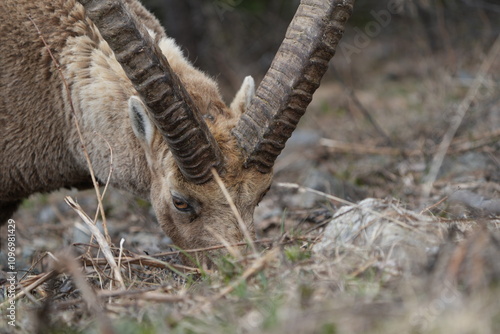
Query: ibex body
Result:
<box><xmin>0</xmin><ymin>0</ymin><xmax>352</xmax><ymax>262</ymax></box>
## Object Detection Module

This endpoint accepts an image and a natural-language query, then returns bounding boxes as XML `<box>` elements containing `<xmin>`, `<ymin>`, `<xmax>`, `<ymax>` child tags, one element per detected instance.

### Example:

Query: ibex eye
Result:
<box><xmin>172</xmin><ymin>196</ymin><xmax>191</xmax><ymax>212</ymax></box>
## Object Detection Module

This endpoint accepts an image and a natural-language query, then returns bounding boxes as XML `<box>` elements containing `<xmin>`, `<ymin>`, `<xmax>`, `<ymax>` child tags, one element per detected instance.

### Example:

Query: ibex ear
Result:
<box><xmin>230</xmin><ymin>76</ymin><xmax>255</xmax><ymax>116</ymax></box>
<box><xmin>128</xmin><ymin>96</ymin><xmax>155</xmax><ymax>147</ymax></box>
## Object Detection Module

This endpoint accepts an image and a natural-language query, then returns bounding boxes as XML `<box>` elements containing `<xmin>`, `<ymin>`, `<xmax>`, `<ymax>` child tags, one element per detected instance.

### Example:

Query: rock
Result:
<box><xmin>448</xmin><ymin>190</ymin><xmax>500</xmax><ymax>217</ymax></box>
<box><xmin>313</xmin><ymin>198</ymin><xmax>445</xmax><ymax>273</ymax></box>
<box><xmin>38</xmin><ymin>206</ymin><xmax>57</xmax><ymax>224</ymax></box>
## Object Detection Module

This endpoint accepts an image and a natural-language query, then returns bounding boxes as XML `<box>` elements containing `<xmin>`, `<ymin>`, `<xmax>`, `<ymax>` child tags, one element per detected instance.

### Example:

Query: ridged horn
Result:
<box><xmin>232</xmin><ymin>0</ymin><xmax>354</xmax><ymax>173</ymax></box>
<box><xmin>77</xmin><ymin>0</ymin><xmax>223</xmax><ymax>184</ymax></box>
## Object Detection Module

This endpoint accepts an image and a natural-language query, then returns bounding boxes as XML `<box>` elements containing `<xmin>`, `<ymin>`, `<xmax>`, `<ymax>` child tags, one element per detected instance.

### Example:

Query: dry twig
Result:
<box><xmin>28</xmin><ymin>15</ymin><xmax>113</xmax><ymax>243</ymax></box>
<box><xmin>211</xmin><ymin>168</ymin><xmax>258</xmax><ymax>256</ymax></box>
<box><xmin>422</xmin><ymin>34</ymin><xmax>500</xmax><ymax>200</ymax></box>
<box><xmin>277</xmin><ymin>182</ymin><xmax>424</xmax><ymax>234</ymax></box>
<box><xmin>65</xmin><ymin>197</ymin><xmax>126</xmax><ymax>289</ymax></box>
<box><xmin>51</xmin><ymin>252</ymin><xmax>115</xmax><ymax>334</ymax></box>
<box><xmin>189</xmin><ymin>248</ymin><xmax>279</xmax><ymax>315</ymax></box>
<box><xmin>0</xmin><ymin>271</ymin><xmax>57</xmax><ymax>308</ymax></box>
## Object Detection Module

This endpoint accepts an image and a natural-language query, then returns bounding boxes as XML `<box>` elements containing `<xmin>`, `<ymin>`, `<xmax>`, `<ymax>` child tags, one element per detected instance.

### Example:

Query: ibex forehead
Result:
<box><xmin>166</xmin><ymin>153</ymin><xmax>273</xmax><ymax>203</ymax></box>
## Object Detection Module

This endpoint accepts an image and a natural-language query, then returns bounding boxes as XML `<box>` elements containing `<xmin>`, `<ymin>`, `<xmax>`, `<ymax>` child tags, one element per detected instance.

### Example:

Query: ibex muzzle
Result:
<box><xmin>0</xmin><ymin>0</ymin><xmax>353</xmax><ymax>265</ymax></box>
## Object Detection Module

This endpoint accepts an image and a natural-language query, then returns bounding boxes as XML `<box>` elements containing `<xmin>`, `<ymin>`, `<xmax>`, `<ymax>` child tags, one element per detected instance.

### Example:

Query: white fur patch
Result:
<box><xmin>230</xmin><ymin>76</ymin><xmax>255</xmax><ymax>115</ymax></box>
<box><xmin>128</xmin><ymin>96</ymin><xmax>154</xmax><ymax>146</ymax></box>
<box><xmin>157</xmin><ymin>37</ymin><xmax>190</xmax><ymax>67</ymax></box>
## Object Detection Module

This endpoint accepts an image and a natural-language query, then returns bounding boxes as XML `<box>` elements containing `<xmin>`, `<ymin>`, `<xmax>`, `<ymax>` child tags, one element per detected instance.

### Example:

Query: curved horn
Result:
<box><xmin>77</xmin><ymin>0</ymin><xmax>223</xmax><ymax>184</ymax></box>
<box><xmin>232</xmin><ymin>0</ymin><xmax>354</xmax><ymax>173</ymax></box>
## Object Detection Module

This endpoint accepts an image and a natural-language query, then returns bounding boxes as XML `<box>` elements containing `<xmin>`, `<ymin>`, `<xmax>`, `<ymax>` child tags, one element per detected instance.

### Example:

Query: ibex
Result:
<box><xmin>0</xmin><ymin>0</ymin><xmax>353</xmax><ymax>264</ymax></box>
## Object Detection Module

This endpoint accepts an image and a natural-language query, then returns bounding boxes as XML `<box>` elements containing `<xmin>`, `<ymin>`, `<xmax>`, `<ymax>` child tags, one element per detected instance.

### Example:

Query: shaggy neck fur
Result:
<box><xmin>0</xmin><ymin>0</ymin><xmax>227</xmax><ymax>201</ymax></box>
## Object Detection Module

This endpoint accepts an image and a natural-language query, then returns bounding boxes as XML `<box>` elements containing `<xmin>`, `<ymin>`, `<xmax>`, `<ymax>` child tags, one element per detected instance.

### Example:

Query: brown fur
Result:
<box><xmin>0</xmin><ymin>0</ymin><xmax>272</xmax><ymax>263</ymax></box>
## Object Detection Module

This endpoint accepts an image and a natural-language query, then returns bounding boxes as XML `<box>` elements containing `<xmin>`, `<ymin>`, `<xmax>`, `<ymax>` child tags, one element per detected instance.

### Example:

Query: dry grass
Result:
<box><xmin>2</xmin><ymin>193</ymin><xmax>500</xmax><ymax>333</ymax></box>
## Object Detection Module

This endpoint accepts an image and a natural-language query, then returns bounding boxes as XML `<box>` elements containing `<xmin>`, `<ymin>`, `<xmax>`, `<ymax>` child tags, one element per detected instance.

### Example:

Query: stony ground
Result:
<box><xmin>1</xmin><ymin>14</ymin><xmax>500</xmax><ymax>334</ymax></box>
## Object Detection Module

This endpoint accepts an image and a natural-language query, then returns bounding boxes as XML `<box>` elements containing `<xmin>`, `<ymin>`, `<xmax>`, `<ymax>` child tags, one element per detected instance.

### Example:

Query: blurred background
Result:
<box><xmin>137</xmin><ymin>0</ymin><xmax>500</xmax><ymax>211</ymax></box>
<box><xmin>141</xmin><ymin>0</ymin><xmax>499</xmax><ymax>99</ymax></box>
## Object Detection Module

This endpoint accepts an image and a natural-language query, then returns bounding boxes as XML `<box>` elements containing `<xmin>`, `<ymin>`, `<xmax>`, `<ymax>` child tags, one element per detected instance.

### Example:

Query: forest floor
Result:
<box><xmin>1</xmin><ymin>29</ymin><xmax>500</xmax><ymax>334</ymax></box>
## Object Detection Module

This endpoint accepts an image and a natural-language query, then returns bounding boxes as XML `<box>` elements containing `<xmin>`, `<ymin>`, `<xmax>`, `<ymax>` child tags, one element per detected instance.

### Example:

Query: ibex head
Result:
<box><xmin>74</xmin><ymin>0</ymin><xmax>353</xmax><ymax>265</ymax></box>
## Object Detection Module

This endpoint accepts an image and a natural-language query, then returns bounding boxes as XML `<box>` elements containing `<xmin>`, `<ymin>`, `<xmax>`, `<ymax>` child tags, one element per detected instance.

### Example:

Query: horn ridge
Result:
<box><xmin>77</xmin><ymin>0</ymin><xmax>223</xmax><ymax>184</ymax></box>
<box><xmin>232</xmin><ymin>0</ymin><xmax>353</xmax><ymax>173</ymax></box>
